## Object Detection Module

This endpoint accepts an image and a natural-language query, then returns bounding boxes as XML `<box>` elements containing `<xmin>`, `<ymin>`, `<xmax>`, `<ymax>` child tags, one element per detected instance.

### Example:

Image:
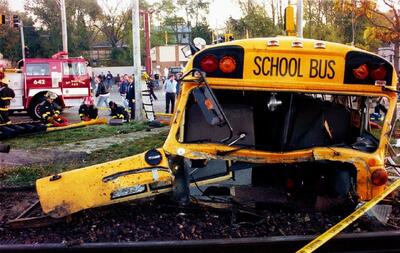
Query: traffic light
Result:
<box><xmin>284</xmin><ymin>6</ymin><xmax>296</xmax><ymax>36</ymax></box>
<box><xmin>0</xmin><ymin>15</ymin><xmax>5</xmax><ymax>25</ymax></box>
<box><xmin>24</xmin><ymin>46</ymin><xmax>30</xmax><ymax>58</ymax></box>
<box><xmin>224</xmin><ymin>33</ymin><xmax>234</xmax><ymax>42</ymax></box>
<box><xmin>12</xmin><ymin>15</ymin><xmax>19</xmax><ymax>28</ymax></box>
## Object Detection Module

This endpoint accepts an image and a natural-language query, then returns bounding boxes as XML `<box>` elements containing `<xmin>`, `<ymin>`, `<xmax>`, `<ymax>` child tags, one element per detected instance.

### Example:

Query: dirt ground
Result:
<box><xmin>0</xmin><ymin>189</ymin><xmax>399</xmax><ymax>244</ymax></box>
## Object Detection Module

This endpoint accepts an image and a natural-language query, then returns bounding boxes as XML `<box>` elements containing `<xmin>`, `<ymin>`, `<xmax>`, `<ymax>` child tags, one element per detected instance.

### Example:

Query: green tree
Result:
<box><xmin>191</xmin><ymin>22</ymin><xmax>212</xmax><ymax>44</ymax></box>
<box><xmin>303</xmin><ymin>0</ymin><xmax>340</xmax><ymax>42</ymax></box>
<box><xmin>226</xmin><ymin>0</ymin><xmax>278</xmax><ymax>39</ymax></box>
<box><xmin>22</xmin><ymin>16</ymin><xmax>45</xmax><ymax>58</ymax></box>
<box><xmin>302</xmin><ymin>0</ymin><xmax>370</xmax><ymax>48</ymax></box>
<box><xmin>25</xmin><ymin>0</ymin><xmax>100</xmax><ymax>56</ymax></box>
<box><xmin>94</xmin><ymin>0</ymin><xmax>130</xmax><ymax>48</ymax></box>
<box><xmin>177</xmin><ymin>0</ymin><xmax>209</xmax><ymax>27</ymax></box>
<box><xmin>151</xmin><ymin>0</ymin><xmax>210</xmax><ymax>44</ymax></box>
<box><xmin>0</xmin><ymin>1</ymin><xmax>23</xmax><ymax>63</ymax></box>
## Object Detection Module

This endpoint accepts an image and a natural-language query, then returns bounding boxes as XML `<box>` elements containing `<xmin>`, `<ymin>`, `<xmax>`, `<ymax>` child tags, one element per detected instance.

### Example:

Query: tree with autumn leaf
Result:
<box><xmin>357</xmin><ymin>0</ymin><xmax>400</xmax><ymax>73</ymax></box>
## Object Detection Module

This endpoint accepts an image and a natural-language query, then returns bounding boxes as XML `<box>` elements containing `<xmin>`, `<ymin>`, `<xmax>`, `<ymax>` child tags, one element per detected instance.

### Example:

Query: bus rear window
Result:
<box><xmin>183</xmin><ymin>90</ymin><xmax>387</xmax><ymax>153</ymax></box>
<box><xmin>63</xmin><ymin>62</ymin><xmax>86</xmax><ymax>76</ymax></box>
<box><xmin>26</xmin><ymin>63</ymin><xmax>50</xmax><ymax>76</ymax></box>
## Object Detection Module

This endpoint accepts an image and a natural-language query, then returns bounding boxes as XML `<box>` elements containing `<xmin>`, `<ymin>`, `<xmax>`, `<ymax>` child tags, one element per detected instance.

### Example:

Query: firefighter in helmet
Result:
<box><xmin>0</xmin><ymin>78</ymin><xmax>15</xmax><ymax>125</ymax></box>
<box><xmin>109</xmin><ymin>101</ymin><xmax>129</xmax><ymax>122</ymax></box>
<box><xmin>79</xmin><ymin>96</ymin><xmax>98</xmax><ymax>121</ymax></box>
<box><xmin>39</xmin><ymin>91</ymin><xmax>68</xmax><ymax>126</ymax></box>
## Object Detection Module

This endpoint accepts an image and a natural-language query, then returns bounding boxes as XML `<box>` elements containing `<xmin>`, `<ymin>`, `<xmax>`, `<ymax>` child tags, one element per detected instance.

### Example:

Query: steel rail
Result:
<box><xmin>1</xmin><ymin>231</ymin><xmax>400</xmax><ymax>253</ymax></box>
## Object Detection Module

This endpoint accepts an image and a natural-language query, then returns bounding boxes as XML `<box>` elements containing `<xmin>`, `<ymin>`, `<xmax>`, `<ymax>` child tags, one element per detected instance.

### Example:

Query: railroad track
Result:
<box><xmin>0</xmin><ymin>231</ymin><xmax>399</xmax><ymax>253</ymax></box>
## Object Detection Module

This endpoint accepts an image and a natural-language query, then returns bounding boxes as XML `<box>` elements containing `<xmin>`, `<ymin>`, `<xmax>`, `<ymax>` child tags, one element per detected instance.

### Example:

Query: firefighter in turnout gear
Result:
<box><xmin>109</xmin><ymin>101</ymin><xmax>129</xmax><ymax>122</ymax></box>
<box><xmin>79</xmin><ymin>96</ymin><xmax>98</xmax><ymax>121</ymax></box>
<box><xmin>39</xmin><ymin>91</ymin><xmax>68</xmax><ymax>126</ymax></box>
<box><xmin>0</xmin><ymin>79</ymin><xmax>15</xmax><ymax>125</ymax></box>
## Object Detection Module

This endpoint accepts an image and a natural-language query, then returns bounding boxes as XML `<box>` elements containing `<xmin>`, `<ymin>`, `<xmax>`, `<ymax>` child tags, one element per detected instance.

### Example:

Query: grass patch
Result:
<box><xmin>0</xmin><ymin>132</ymin><xmax>168</xmax><ymax>187</ymax></box>
<box><xmin>3</xmin><ymin>121</ymin><xmax>149</xmax><ymax>149</ymax></box>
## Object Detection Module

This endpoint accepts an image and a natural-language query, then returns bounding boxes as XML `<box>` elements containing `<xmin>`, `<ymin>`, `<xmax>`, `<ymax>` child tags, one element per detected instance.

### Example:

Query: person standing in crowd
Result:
<box><xmin>90</xmin><ymin>75</ymin><xmax>96</xmax><ymax>95</ymax></box>
<box><xmin>106</xmin><ymin>71</ymin><xmax>113</xmax><ymax>90</ymax></box>
<box><xmin>147</xmin><ymin>75</ymin><xmax>158</xmax><ymax>100</ymax></box>
<box><xmin>0</xmin><ymin>79</ymin><xmax>15</xmax><ymax>125</ymax></box>
<box><xmin>95</xmin><ymin>76</ymin><xmax>110</xmax><ymax>107</ymax></box>
<box><xmin>126</xmin><ymin>75</ymin><xmax>136</xmax><ymax>120</ymax></box>
<box><xmin>154</xmin><ymin>73</ymin><xmax>160</xmax><ymax>89</ymax></box>
<box><xmin>119</xmin><ymin>74</ymin><xmax>129</xmax><ymax>97</ymax></box>
<box><xmin>115</xmin><ymin>73</ymin><xmax>121</xmax><ymax>88</ymax></box>
<box><xmin>79</xmin><ymin>96</ymin><xmax>98</xmax><ymax>121</ymax></box>
<box><xmin>99</xmin><ymin>72</ymin><xmax>105</xmax><ymax>81</ymax></box>
<box><xmin>175</xmin><ymin>72</ymin><xmax>183</xmax><ymax>97</ymax></box>
<box><xmin>109</xmin><ymin>101</ymin><xmax>129</xmax><ymax>122</ymax></box>
<box><xmin>164</xmin><ymin>74</ymin><xmax>177</xmax><ymax>113</ymax></box>
<box><xmin>39</xmin><ymin>91</ymin><xmax>68</xmax><ymax>126</ymax></box>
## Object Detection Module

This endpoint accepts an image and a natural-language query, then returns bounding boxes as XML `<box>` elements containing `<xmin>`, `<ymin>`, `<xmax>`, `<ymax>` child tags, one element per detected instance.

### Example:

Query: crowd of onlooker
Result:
<box><xmin>87</xmin><ymin>70</ymin><xmax>184</xmax><ymax>123</ymax></box>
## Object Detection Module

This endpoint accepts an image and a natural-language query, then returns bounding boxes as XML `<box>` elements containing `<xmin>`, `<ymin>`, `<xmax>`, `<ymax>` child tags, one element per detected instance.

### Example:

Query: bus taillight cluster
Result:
<box><xmin>344</xmin><ymin>51</ymin><xmax>393</xmax><ymax>86</ymax></box>
<box><xmin>353</xmin><ymin>63</ymin><xmax>387</xmax><ymax>81</ymax></box>
<box><xmin>193</xmin><ymin>45</ymin><xmax>244</xmax><ymax>79</ymax></box>
<box><xmin>200</xmin><ymin>54</ymin><xmax>237</xmax><ymax>74</ymax></box>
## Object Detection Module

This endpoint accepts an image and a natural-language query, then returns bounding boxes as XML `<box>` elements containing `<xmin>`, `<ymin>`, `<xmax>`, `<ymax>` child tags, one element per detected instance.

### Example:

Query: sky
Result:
<box><xmin>6</xmin><ymin>0</ymin><xmax>394</xmax><ymax>30</ymax></box>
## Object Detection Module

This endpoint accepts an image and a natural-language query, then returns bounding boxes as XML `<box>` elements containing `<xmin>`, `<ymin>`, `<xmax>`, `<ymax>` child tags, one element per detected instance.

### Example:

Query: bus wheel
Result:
<box><xmin>28</xmin><ymin>97</ymin><xmax>44</xmax><ymax>120</ymax></box>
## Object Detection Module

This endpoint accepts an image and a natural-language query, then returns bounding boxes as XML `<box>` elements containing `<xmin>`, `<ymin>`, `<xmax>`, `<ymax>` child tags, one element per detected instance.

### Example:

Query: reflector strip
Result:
<box><xmin>296</xmin><ymin>178</ymin><xmax>400</xmax><ymax>253</ymax></box>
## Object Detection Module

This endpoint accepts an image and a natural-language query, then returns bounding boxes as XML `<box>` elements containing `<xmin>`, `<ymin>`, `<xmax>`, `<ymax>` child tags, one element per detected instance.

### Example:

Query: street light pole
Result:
<box><xmin>140</xmin><ymin>10</ymin><xmax>152</xmax><ymax>75</ymax></box>
<box><xmin>132</xmin><ymin>0</ymin><xmax>143</xmax><ymax>121</ymax></box>
<box><xmin>297</xmin><ymin>0</ymin><xmax>303</xmax><ymax>38</ymax></box>
<box><xmin>60</xmin><ymin>0</ymin><xmax>68</xmax><ymax>54</ymax></box>
<box><xmin>19</xmin><ymin>20</ymin><xmax>25</xmax><ymax>60</ymax></box>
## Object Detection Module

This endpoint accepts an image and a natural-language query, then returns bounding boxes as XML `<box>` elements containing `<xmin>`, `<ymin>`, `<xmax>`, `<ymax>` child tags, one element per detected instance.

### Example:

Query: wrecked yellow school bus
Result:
<box><xmin>36</xmin><ymin>37</ymin><xmax>398</xmax><ymax>218</ymax></box>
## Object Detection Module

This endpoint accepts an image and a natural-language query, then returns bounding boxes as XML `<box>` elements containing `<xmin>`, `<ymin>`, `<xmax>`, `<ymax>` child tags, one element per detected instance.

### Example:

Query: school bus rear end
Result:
<box><xmin>163</xmin><ymin>37</ymin><xmax>397</xmax><ymax>205</ymax></box>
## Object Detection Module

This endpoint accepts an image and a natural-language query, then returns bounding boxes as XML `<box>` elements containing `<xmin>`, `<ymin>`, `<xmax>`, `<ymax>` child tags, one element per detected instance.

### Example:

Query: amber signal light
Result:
<box><xmin>219</xmin><ymin>56</ymin><xmax>237</xmax><ymax>74</ymax></box>
<box><xmin>204</xmin><ymin>98</ymin><xmax>214</xmax><ymax>110</ymax></box>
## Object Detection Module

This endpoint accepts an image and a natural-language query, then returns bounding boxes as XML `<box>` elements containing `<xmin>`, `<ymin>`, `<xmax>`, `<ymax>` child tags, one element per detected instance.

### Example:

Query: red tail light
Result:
<box><xmin>219</xmin><ymin>56</ymin><xmax>237</xmax><ymax>74</ymax></box>
<box><xmin>353</xmin><ymin>64</ymin><xmax>369</xmax><ymax>80</ymax></box>
<box><xmin>200</xmin><ymin>54</ymin><xmax>218</xmax><ymax>73</ymax></box>
<box><xmin>371</xmin><ymin>168</ymin><xmax>388</xmax><ymax>186</ymax></box>
<box><xmin>370</xmin><ymin>66</ymin><xmax>387</xmax><ymax>80</ymax></box>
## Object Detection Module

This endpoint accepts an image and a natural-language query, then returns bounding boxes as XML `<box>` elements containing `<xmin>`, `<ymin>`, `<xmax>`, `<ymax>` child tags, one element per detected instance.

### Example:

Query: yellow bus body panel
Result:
<box><xmin>36</xmin><ymin>149</ymin><xmax>172</xmax><ymax>218</ymax></box>
<box><xmin>186</xmin><ymin>37</ymin><xmax>397</xmax><ymax>91</ymax></box>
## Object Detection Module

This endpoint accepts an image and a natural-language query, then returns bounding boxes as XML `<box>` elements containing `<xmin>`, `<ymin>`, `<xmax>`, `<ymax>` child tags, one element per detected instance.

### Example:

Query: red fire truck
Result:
<box><xmin>2</xmin><ymin>51</ymin><xmax>91</xmax><ymax>119</ymax></box>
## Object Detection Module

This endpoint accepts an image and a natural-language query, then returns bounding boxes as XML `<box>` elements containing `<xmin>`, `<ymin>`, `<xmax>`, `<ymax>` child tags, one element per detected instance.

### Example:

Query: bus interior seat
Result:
<box><xmin>184</xmin><ymin>101</ymin><xmax>255</xmax><ymax>146</ymax></box>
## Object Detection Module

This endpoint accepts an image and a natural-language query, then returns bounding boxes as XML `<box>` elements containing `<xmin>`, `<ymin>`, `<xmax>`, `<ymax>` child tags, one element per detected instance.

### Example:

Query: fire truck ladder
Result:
<box><xmin>141</xmin><ymin>89</ymin><xmax>155</xmax><ymax>121</ymax></box>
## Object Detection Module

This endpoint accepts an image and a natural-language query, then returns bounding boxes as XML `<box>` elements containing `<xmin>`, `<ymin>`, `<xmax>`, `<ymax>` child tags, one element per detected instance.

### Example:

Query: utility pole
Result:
<box><xmin>140</xmin><ymin>10</ymin><xmax>153</xmax><ymax>74</ymax></box>
<box><xmin>132</xmin><ymin>0</ymin><xmax>143</xmax><ymax>121</ymax></box>
<box><xmin>297</xmin><ymin>0</ymin><xmax>303</xmax><ymax>38</ymax></box>
<box><xmin>19</xmin><ymin>20</ymin><xmax>25</xmax><ymax>60</ymax></box>
<box><xmin>60</xmin><ymin>0</ymin><xmax>68</xmax><ymax>54</ymax></box>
